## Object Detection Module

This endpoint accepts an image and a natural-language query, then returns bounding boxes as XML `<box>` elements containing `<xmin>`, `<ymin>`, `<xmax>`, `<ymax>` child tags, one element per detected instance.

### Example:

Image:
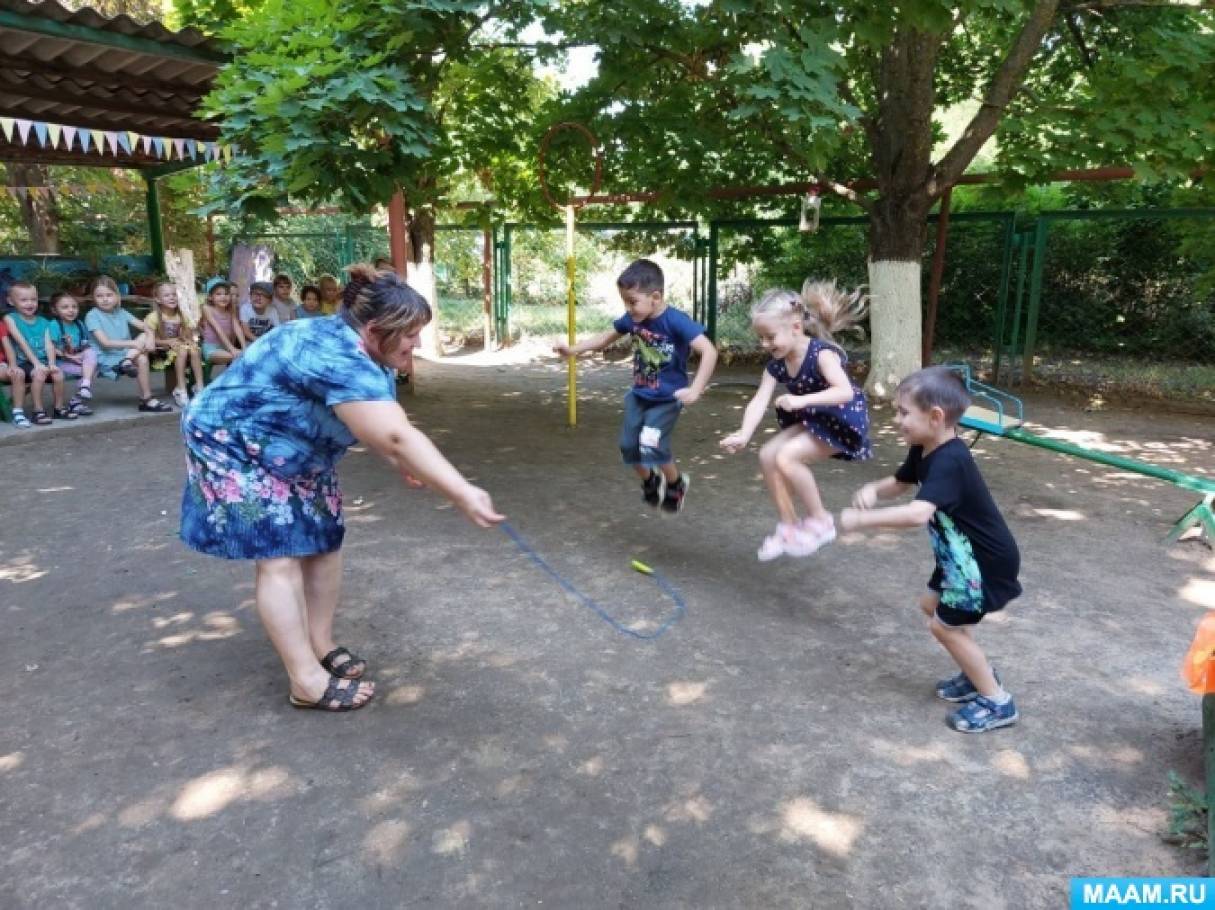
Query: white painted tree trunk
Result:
<box><xmin>166</xmin><ymin>249</ymin><xmax>199</xmax><ymax>325</ymax></box>
<box><xmin>407</xmin><ymin>258</ymin><xmax>439</xmax><ymax>358</ymax></box>
<box><xmin>865</xmin><ymin>258</ymin><xmax>922</xmax><ymax>399</ymax></box>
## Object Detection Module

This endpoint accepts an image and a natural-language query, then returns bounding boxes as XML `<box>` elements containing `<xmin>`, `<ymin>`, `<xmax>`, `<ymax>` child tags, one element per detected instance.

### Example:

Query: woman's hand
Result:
<box><xmin>455</xmin><ymin>483</ymin><xmax>505</xmax><ymax>528</ymax></box>
<box><xmin>719</xmin><ymin>432</ymin><xmax>748</xmax><ymax>454</ymax></box>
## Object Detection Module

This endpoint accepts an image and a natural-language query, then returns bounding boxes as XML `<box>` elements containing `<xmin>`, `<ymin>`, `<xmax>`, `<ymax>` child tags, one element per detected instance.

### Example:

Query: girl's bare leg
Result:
<box><xmin>757</xmin><ymin>426</ymin><xmax>804</xmax><ymax>525</ymax></box>
<box><xmin>774</xmin><ymin>431</ymin><xmax>837</xmax><ymax>523</ymax></box>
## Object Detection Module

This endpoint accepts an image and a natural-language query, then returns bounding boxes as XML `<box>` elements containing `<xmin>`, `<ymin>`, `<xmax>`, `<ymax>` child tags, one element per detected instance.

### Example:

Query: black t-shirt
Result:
<box><xmin>895</xmin><ymin>438</ymin><xmax>1022</xmax><ymax>612</ymax></box>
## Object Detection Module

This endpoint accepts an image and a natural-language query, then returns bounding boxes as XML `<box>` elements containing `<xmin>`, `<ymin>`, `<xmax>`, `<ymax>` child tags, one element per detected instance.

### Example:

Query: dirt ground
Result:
<box><xmin>3</xmin><ymin>351</ymin><xmax>1213</xmax><ymax>909</ymax></box>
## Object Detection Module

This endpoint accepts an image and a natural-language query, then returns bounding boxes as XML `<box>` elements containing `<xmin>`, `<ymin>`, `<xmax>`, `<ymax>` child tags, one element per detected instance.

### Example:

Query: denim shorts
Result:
<box><xmin>619</xmin><ymin>391</ymin><xmax>683</xmax><ymax>468</ymax></box>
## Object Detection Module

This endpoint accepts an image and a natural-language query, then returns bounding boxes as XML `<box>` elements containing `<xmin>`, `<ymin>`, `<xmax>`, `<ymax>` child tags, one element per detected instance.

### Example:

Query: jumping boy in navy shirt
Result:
<box><xmin>840</xmin><ymin>366</ymin><xmax>1021</xmax><ymax>733</ymax></box>
<box><xmin>555</xmin><ymin>259</ymin><xmax>718</xmax><ymax>513</ymax></box>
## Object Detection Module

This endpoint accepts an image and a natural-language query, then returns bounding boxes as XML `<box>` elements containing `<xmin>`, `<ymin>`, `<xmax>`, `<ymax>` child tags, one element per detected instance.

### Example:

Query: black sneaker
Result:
<box><xmin>661</xmin><ymin>474</ymin><xmax>690</xmax><ymax>514</ymax></box>
<box><xmin>641</xmin><ymin>470</ymin><xmax>665</xmax><ymax>508</ymax></box>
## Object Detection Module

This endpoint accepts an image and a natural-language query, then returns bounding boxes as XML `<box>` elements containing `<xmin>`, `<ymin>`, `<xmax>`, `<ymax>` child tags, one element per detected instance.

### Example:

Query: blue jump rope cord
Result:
<box><xmin>499</xmin><ymin>521</ymin><xmax>686</xmax><ymax>641</ymax></box>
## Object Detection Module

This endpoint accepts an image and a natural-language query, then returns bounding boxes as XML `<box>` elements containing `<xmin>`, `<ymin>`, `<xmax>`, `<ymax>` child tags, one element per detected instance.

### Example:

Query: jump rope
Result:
<box><xmin>498</xmin><ymin>521</ymin><xmax>686</xmax><ymax>640</ymax></box>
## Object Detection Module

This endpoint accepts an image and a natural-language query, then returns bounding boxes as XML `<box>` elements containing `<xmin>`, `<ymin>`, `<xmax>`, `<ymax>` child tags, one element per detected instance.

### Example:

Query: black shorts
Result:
<box><xmin>927</xmin><ymin>568</ymin><xmax>1006</xmax><ymax>627</ymax></box>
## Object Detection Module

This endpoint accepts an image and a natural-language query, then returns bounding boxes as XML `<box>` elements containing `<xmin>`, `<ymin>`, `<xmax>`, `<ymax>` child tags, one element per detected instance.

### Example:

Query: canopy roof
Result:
<box><xmin>0</xmin><ymin>0</ymin><xmax>226</xmax><ymax>171</ymax></box>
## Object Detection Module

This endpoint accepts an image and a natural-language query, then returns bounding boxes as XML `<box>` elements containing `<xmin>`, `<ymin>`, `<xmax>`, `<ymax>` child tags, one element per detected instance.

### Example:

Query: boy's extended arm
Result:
<box><xmin>554</xmin><ymin>329</ymin><xmax>623</xmax><ymax>358</ymax></box>
<box><xmin>840</xmin><ymin>492</ymin><xmax>935</xmax><ymax>533</ymax></box>
<box><xmin>43</xmin><ymin>328</ymin><xmax>57</xmax><ymax>368</ymax></box>
<box><xmin>675</xmin><ymin>334</ymin><xmax>718</xmax><ymax>405</ymax></box>
<box><xmin>720</xmin><ymin>371</ymin><xmax>778</xmax><ymax>452</ymax></box>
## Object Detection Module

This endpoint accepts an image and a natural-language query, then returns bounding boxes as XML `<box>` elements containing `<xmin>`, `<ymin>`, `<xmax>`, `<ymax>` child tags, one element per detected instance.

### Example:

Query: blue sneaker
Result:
<box><xmin>935</xmin><ymin>668</ymin><xmax>1000</xmax><ymax>703</ymax></box>
<box><xmin>948</xmin><ymin>694</ymin><xmax>1018</xmax><ymax>733</ymax></box>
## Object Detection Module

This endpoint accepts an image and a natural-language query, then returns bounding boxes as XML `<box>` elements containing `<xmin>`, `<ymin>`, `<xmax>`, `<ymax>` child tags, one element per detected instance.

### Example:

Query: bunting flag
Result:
<box><xmin>0</xmin><ymin>114</ymin><xmax>227</xmax><ymax>164</ymax></box>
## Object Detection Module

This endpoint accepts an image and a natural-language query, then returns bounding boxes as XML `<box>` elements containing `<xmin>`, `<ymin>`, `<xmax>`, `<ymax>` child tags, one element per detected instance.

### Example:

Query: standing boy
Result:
<box><xmin>555</xmin><ymin>259</ymin><xmax>717</xmax><ymax>513</ymax></box>
<box><xmin>840</xmin><ymin>366</ymin><xmax>1021</xmax><ymax>733</ymax></box>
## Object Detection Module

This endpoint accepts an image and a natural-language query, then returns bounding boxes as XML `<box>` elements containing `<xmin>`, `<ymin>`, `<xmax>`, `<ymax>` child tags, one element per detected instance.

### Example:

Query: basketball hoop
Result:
<box><xmin>538</xmin><ymin>122</ymin><xmax>603</xmax><ymax>211</ymax></box>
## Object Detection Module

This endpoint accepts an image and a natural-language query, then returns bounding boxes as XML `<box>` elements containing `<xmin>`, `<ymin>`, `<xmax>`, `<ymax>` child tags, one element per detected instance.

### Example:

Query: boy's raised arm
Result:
<box><xmin>554</xmin><ymin>329</ymin><xmax>623</xmax><ymax>358</ymax></box>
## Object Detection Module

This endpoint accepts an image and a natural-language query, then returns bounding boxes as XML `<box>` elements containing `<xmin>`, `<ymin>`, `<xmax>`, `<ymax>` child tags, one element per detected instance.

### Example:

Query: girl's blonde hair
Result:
<box><xmin>152</xmin><ymin>279</ymin><xmax>176</xmax><ymax>300</ymax></box>
<box><xmin>90</xmin><ymin>275</ymin><xmax>120</xmax><ymax>297</ymax></box>
<box><xmin>750</xmin><ymin>279</ymin><xmax>867</xmax><ymax>343</ymax></box>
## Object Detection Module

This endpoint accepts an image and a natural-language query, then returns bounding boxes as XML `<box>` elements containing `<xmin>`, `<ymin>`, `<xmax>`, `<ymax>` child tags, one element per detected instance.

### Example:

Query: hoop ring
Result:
<box><xmin>538</xmin><ymin>122</ymin><xmax>603</xmax><ymax>210</ymax></box>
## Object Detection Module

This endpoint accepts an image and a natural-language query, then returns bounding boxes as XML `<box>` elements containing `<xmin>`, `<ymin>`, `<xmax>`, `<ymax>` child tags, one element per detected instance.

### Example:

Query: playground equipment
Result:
<box><xmin>952</xmin><ymin>365</ymin><xmax>1215</xmax><ymax>545</ymax></box>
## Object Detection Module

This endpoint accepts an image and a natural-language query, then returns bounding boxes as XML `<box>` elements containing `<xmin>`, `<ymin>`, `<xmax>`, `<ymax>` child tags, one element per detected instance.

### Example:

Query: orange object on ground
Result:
<box><xmin>1182</xmin><ymin>610</ymin><xmax>1215</xmax><ymax>694</ymax></box>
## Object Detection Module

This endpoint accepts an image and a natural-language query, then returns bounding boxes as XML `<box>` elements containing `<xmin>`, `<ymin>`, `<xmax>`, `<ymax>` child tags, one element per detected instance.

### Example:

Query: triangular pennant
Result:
<box><xmin>33</xmin><ymin>121</ymin><xmax>49</xmax><ymax>147</ymax></box>
<box><xmin>80</xmin><ymin>129</ymin><xmax>92</xmax><ymax>153</ymax></box>
<box><xmin>90</xmin><ymin>129</ymin><xmax>106</xmax><ymax>154</ymax></box>
<box><xmin>2</xmin><ymin>117</ymin><xmax>15</xmax><ymax>142</ymax></box>
<box><xmin>105</xmin><ymin>131</ymin><xmax>119</xmax><ymax>154</ymax></box>
<box><xmin>62</xmin><ymin>125</ymin><xmax>77</xmax><ymax>150</ymax></box>
<box><xmin>16</xmin><ymin>119</ymin><xmax>32</xmax><ymax>144</ymax></box>
<box><xmin>142</xmin><ymin>135</ymin><xmax>153</xmax><ymax>155</ymax></box>
<box><xmin>47</xmin><ymin>123</ymin><xmax>62</xmax><ymax>148</ymax></box>
<box><xmin>172</xmin><ymin>138</ymin><xmax>186</xmax><ymax>159</ymax></box>
<box><xmin>15</xmin><ymin>186</ymin><xmax>27</xmax><ymax>200</ymax></box>
<box><xmin>5</xmin><ymin>187</ymin><xmax>16</xmax><ymax>199</ymax></box>
<box><xmin>204</xmin><ymin>141</ymin><xmax>216</xmax><ymax>161</ymax></box>
<box><xmin>116</xmin><ymin>132</ymin><xmax>131</xmax><ymax>154</ymax></box>
<box><xmin>28</xmin><ymin>186</ymin><xmax>42</xmax><ymax>199</ymax></box>
<box><xmin>152</xmin><ymin>136</ymin><xmax>165</xmax><ymax>158</ymax></box>
<box><xmin>185</xmin><ymin>139</ymin><xmax>198</xmax><ymax>160</ymax></box>
<box><xmin>126</xmin><ymin>131</ymin><xmax>139</xmax><ymax>152</ymax></box>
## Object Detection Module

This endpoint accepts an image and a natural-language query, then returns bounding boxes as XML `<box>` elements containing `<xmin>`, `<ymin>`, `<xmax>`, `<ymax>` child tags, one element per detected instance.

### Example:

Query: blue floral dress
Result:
<box><xmin>179</xmin><ymin>315</ymin><xmax>396</xmax><ymax>559</ymax></box>
<box><xmin>766</xmin><ymin>338</ymin><xmax>873</xmax><ymax>461</ymax></box>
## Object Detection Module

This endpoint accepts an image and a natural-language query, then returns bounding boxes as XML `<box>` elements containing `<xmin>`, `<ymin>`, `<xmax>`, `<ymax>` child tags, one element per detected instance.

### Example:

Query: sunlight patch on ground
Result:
<box><xmin>666</xmin><ymin>680</ymin><xmax>708</xmax><ymax>705</ymax></box>
<box><xmin>643</xmin><ymin>824</ymin><xmax>667</xmax><ymax>846</ymax></box>
<box><xmin>1179</xmin><ymin>577</ymin><xmax>1215</xmax><ymax>609</ymax></box>
<box><xmin>665</xmin><ymin>794</ymin><xmax>713</xmax><ymax>824</ymax></box>
<box><xmin>0</xmin><ymin>752</ymin><xmax>23</xmax><ymax>772</ymax></box>
<box><xmin>384</xmin><ymin>685</ymin><xmax>426</xmax><ymax>706</ymax></box>
<box><xmin>777</xmin><ymin>797</ymin><xmax>863</xmax><ymax>856</ymax></box>
<box><xmin>365</xmin><ymin>819</ymin><xmax>411</xmax><ymax>865</ymax></box>
<box><xmin>171</xmin><ymin>765</ymin><xmax>293</xmax><ymax>821</ymax></box>
<box><xmin>869</xmin><ymin>738</ymin><xmax>951</xmax><ymax>767</ymax></box>
<box><xmin>1032</xmin><ymin>508</ymin><xmax>1086</xmax><ymax>521</ymax></box>
<box><xmin>431</xmin><ymin>820</ymin><xmax>471</xmax><ymax>856</ymax></box>
<box><xmin>110</xmin><ymin>591</ymin><xmax>178</xmax><ymax>614</ymax></box>
<box><xmin>149</xmin><ymin>611</ymin><xmax>242</xmax><ymax>649</ymax></box>
<box><xmin>990</xmin><ymin>749</ymin><xmax>1031</xmax><ymax>780</ymax></box>
<box><xmin>0</xmin><ymin>556</ymin><xmax>47</xmax><ymax>584</ymax></box>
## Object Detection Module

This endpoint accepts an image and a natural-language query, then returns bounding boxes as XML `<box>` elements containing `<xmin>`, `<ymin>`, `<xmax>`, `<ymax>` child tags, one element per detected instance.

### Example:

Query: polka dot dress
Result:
<box><xmin>766</xmin><ymin>339</ymin><xmax>873</xmax><ymax>461</ymax></box>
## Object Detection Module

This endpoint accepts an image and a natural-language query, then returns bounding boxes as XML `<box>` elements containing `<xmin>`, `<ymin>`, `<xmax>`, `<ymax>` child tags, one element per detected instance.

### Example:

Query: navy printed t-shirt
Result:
<box><xmin>612</xmin><ymin>307</ymin><xmax>705</xmax><ymax>402</ymax></box>
<box><xmin>895</xmin><ymin>438</ymin><xmax>1022</xmax><ymax>614</ymax></box>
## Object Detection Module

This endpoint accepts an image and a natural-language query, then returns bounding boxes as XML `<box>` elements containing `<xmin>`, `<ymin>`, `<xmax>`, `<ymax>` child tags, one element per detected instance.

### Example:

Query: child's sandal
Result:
<box><xmin>31</xmin><ymin>410</ymin><xmax>52</xmax><ymax>425</ymax></box>
<box><xmin>138</xmin><ymin>397</ymin><xmax>173</xmax><ymax>413</ymax></box>
<box><xmin>69</xmin><ymin>397</ymin><xmax>94</xmax><ymax>417</ymax></box>
<box><xmin>11</xmin><ymin>410</ymin><xmax>32</xmax><ymax>428</ymax></box>
<box><xmin>52</xmin><ymin>407</ymin><xmax>78</xmax><ymax>421</ymax></box>
<box><xmin>77</xmin><ymin>381</ymin><xmax>93</xmax><ymax>400</ymax></box>
<box><xmin>117</xmin><ymin>358</ymin><xmax>139</xmax><ymax>378</ymax></box>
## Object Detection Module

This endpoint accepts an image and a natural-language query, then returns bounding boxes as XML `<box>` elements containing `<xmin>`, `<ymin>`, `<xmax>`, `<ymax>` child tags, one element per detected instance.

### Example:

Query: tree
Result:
<box><xmin>536</xmin><ymin>1</ymin><xmax>1215</xmax><ymax>394</ymax></box>
<box><xmin>194</xmin><ymin>0</ymin><xmax>549</xmax><ymax>353</ymax></box>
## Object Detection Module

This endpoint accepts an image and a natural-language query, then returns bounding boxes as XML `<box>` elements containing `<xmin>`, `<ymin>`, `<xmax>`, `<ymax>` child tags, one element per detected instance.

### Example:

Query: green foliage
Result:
<box><xmin>1164</xmin><ymin>771</ymin><xmax>1208</xmax><ymax>855</ymax></box>
<box><xmin>199</xmin><ymin>0</ymin><xmax>549</xmax><ymax>219</ymax></box>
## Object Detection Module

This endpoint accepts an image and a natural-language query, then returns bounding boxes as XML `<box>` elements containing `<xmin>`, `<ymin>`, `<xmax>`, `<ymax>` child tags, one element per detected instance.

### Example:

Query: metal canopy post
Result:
<box><xmin>144</xmin><ymin>173</ymin><xmax>165</xmax><ymax>274</ymax></box>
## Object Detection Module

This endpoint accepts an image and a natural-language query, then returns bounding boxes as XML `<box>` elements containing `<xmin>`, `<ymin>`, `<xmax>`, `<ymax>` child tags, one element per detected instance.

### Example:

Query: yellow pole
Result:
<box><xmin>566</xmin><ymin>204</ymin><xmax>577</xmax><ymax>428</ymax></box>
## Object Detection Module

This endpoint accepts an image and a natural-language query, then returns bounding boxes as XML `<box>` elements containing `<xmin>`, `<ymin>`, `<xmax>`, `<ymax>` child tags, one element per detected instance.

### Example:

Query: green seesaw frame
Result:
<box><xmin>949</xmin><ymin>364</ymin><xmax>1215</xmax><ymax>546</ymax></box>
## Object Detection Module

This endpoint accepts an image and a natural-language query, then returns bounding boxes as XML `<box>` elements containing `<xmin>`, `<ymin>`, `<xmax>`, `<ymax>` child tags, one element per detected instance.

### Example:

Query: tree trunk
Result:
<box><xmin>866</xmin><ymin>195</ymin><xmax>930</xmax><ymax>397</ymax></box>
<box><xmin>405</xmin><ymin>206</ymin><xmax>439</xmax><ymax>357</ymax></box>
<box><xmin>7</xmin><ymin>163</ymin><xmax>60</xmax><ymax>253</ymax></box>
<box><xmin>862</xmin><ymin>25</ymin><xmax>942</xmax><ymax>397</ymax></box>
